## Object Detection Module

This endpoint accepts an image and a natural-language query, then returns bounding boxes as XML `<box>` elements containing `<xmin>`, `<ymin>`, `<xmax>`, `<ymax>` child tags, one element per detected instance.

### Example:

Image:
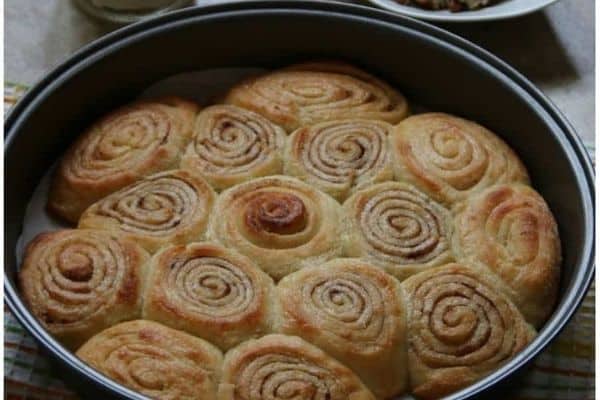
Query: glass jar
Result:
<box><xmin>74</xmin><ymin>0</ymin><xmax>193</xmax><ymax>24</ymax></box>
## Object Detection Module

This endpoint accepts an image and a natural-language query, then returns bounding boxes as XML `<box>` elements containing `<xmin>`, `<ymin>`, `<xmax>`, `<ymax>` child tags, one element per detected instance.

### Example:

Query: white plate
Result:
<box><xmin>367</xmin><ymin>0</ymin><xmax>560</xmax><ymax>22</ymax></box>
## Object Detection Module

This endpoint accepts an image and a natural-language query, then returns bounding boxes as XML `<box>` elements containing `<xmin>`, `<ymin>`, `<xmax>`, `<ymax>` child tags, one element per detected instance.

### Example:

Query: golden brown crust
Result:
<box><xmin>142</xmin><ymin>242</ymin><xmax>277</xmax><ymax>350</ymax></box>
<box><xmin>284</xmin><ymin>119</ymin><xmax>394</xmax><ymax>201</ymax></box>
<box><xmin>207</xmin><ymin>176</ymin><xmax>344</xmax><ymax>280</ymax></box>
<box><xmin>276</xmin><ymin>259</ymin><xmax>408</xmax><ymax>399</ymax></box>
<box><xmin>48</xmin><ymin>97</ymin><xmax>199</xmax><ymax>223</ymax></box>
<box><xmin>223</xmin><ymin>61</ymin><xmax>409</xmax><ymax>132</ymax></box>
<box><xmin>343</xmin><ymin>181</ymin><xmax>454</xmax><ymax>280</ymax></box>
<box><xmin>78</xmin><ymin>169</ymin><xmax>216</xmax><ymax>253</ymax></box>
<box><xmin>181</xmin><ymin>105</ymin><xmax>286</xmax><ymax>191</ymax></box>
<box><xmin>390</xmin><ymin>113</ymin><xmax>529</xmax><ymax>206</ymax></box>
<box><xmin>219</xmin><ymin>334</ymin><xmax>376</xmax><ymax>400</ymax></box>
<box><xmin>19</xmin><ymin>229</ymin><xmax>150</xmax><ymax>349</ymax></box>
<box><xmin>452</xmin><ymin>183</ymin><xmax>561</xmax><ymax>327</ymax></box>
<box><xmin>401</xmin><ymin>263</ymin><xmax>536</xmax><ymax>399</ymax></box>
<box><xmin>76</xmin><ymin>320</ymin><xmax>223</xmax><ymax>400</ymax></box>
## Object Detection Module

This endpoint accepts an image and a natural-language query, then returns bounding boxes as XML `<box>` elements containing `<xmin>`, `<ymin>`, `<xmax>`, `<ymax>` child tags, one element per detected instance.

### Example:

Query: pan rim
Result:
<box><xmin>4</xmin><ymin>2</ymin><xmax>594</xmax><ymax>400</ymax></box>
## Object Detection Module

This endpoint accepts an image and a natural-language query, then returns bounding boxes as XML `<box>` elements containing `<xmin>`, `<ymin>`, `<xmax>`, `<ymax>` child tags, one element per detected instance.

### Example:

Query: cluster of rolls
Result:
<box><xmin>19</xmin><ymin>61</ymin><xmax>561</xmax><ymax>400</ymax></box>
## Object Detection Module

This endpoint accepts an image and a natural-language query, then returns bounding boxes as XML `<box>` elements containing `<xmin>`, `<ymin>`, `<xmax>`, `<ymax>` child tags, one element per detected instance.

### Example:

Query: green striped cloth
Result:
<box><xmin>4</xmin><ymin>83</ymin><xmax>594</xmax><ymax>400</ymax></box>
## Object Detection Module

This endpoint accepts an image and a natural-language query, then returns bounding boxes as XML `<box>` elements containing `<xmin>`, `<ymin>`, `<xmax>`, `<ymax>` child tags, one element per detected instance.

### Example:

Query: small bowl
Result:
<box><xmin>4</xmin><ymin>1</ymin><xmax>594</xmax><ymax>399</ymax></box>
<box><xmin>367</xmin><ymin>0</ymin><xmax>560</xmax><ymax>23</ymax></box>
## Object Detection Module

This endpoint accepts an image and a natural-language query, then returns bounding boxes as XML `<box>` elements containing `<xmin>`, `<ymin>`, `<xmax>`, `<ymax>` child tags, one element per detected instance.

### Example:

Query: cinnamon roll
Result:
<box><xmin>277</xmin><ymin>258</ymin><xmax>408</xmax><ymax>399</ymax></box>
<box><xmin>223</xmin><ymin>61</ymin><xmax>409</xmax><ymax>132</ymax></box>
<box><xmin>48</xmin><ymin>97</ymin><xmax>198</xmax><ymax>223</ymax></box>
<box><xmin>401</xmin><ymin>263</ymin><xmax>535</xmax><ymax>400</ymax></box>
<box><xmin>181</xmin><ymin>105</ymin><xmax>286</xmax><ymax>191</ymax></box>
<box><xmin>284</xmin><ymin>119</ymin><xmax>394</xmax><ymax>201</ymax></box>
<box><xmin>207</xmin><ymin>176</ymin><xmax>344</xmax><ymax>280</ymax></box>
<box><xmin>218</xmin><ymin>334</ymin><xmax>376</xmax><ymax>400</ymax></box>
<box><xmin>143</xmin><ymin>242</ymin><xmax>277</xmax><ymax>350</ymax></box>
<box><xmin>78</xmin><ymin>169</ymin><xmax>216</xmax><ymax>253</ymax></box>
<box><xmin>19</xmin><ymin>229</ymin><xmax>149</xmax><ymax>349</ymax></box>
<box><xmin>76</xmin><ymin>320</ymin><xmax>223</xmax><ymax>400</ymax></box>
<box><xmin>343</xmin><ymin>182</ymin><xmax>453</xmax><ymax>280</ymax></box>
<box><xmin>390</xmin><ymin>113</ymin><xmax>529</xmax><ymax>206</ymax></box>
<box><xmin>453</xmin><ymin>183</ymin><xmax>561</xmax><ymax>327</ymax></box>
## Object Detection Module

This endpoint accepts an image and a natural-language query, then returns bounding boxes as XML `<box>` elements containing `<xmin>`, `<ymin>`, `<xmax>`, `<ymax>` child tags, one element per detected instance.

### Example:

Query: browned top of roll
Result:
<box><xmin>219</xmin><ymin>334</ymin><xmax>376</xmax><ymax>400</ymax></box>
<box><xmin>453</xmin><ymin>183</ymin><xmax>561</xmax><ymax>327</ymax></box>
<box><xmin>402</xmin><ymin>263</ymin><xmax>535</xmax><ymax>399</ymax></box>
<box><xmin>142</xmin><ymin>242</ymin><xmax>276</xmax><ymax>350</ymax></box>
<box><xmin>208</xmin><ymin>176</ymin><xmax>344</xmax><ymax>280</ymax></box>
<box><xmin>79</xmin><ymin>169</ymin><xmax>216</xmax><ymax>253</ymax></box>
<box><xmin>48</xmin><ymin>97</ymin><xmax>198</xmax><ymax>222</ymax></box>
<box><xmin>391</xmin><ymin>113</ymin><xmax>529</xmax><ymax>206</ymax></box>
<box><xmin>343</xmin><ymin>182</ymin><xmax>453</xmax><ymax>280</ymax></box>
<box><xmin>285</xmin><ymin>119</ymin><xmax>393</xmax><ymax>201</ymax></box>
<box><xmin>223</xmin><ymin>61</ymin><xmax>409</xmax><ymax>132</ymax></box>
<box><xmin>182</xmin><ymin>104</ymin><xmax>286</xmax><ymax>190</ymax></box>
<box><xmin>64</xmin><ymin>98</ymin><xmax>196</xmax><ymax>181</ymax></box>
<box><xmin>19</xmin><ymin>229</ymin><xmax>148</xmax><ymax>348</ymax></box>
<box><xmin>76</xmin><ymin>320</ymin><xmax>223</xmax><ymax>400</ymax></box>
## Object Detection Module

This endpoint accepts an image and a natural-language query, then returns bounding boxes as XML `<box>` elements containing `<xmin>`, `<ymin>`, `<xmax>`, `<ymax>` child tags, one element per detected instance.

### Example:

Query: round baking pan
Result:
<box><xmin>4</xmin><ymin>1</ymin><xmax>594</xmax><ymax>399</ymax></box>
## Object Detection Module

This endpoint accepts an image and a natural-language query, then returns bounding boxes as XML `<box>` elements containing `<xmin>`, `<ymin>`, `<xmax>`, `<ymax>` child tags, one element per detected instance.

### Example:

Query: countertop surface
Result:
<box><xmin>5</xmin><ymin>0</ymin><xmax>594</xmax><ymax>143</ymax></box>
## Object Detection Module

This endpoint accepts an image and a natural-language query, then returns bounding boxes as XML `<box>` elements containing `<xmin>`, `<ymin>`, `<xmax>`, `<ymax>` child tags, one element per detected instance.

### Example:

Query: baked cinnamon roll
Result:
<box><xmin>343</xmin><ymin>181</ymin><xmax>453</xmax><ymax>280</ymax></box>
<box><xmin>285</xmin><ymin>119</ymin><xmax>393</xmax><ymax>201</ymax></box>
<box><xmin>207</xmin><ymin>176</ymin><xmax>344</xmax><ymax>280</ymax></box>
<box><xmin>453</xmin><ymin>183</ymin><xmax>561</xmax><ymax>327</ymax></box>
<box><xmin>223</xmin><ymin>61</ymin><xmax>408</xmax><ymax>132</ymax></box>
<box><xmin>143</xmin><ymin>242</ymin><xmax>277</xmax><ymax>350</ymax></box>
<box><xmin>48</xmin><ymin>97</ymin><xmax>198</xmax><ymax>223</ymax></box>
<box><xmin>19</xmin><ymin>229</ymin><xmax>149</xmax><ymax>348</ymax></box>
<box><xmin>76</xmin><ymin>320</ymin><xmax>223</xmax><ymax>400</ymax></box>
<box><xmin>78</xmin><ymin>169</ymin><xmax>216</xmax><ymax>253</ymax></box>
<box><xmin>401</xmin><ymin>263</ymin><xmax>535</xmax><ymax>399</ymax></box>
<box><xmin>390</xmin><ymin>113</ymin><xmax>529</xmax><ymax>206</ymax></box>
<box><xmin>218</xmin><ymin>334</ymin><xmax>376</xmax><ymax>400</ymax></box>
<box><xmin>181</xmin><ymin>105</ymin><xmax>286</xmax><ymax>191</ymax></box>
<box><xmin>277</xmin><ymin>258</ymin><xmax>408</xmax><ymax>398</ymax></box>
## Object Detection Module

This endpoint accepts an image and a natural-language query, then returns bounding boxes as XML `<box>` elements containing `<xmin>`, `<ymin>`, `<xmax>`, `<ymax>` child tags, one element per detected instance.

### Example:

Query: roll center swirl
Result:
<box><xmin>129</xmin><ymin>358</ymin><xmax>166</xmax><ymax>391</ymax></box>
<box><xmin>58</xmin><ymin>249</ymin><xmax>94</xmax><ymax>282</ymax></box>
<box><xmin>245</xmin><ymin>193</ymin><xmax>308</xmax><ymax>235</ymax></box>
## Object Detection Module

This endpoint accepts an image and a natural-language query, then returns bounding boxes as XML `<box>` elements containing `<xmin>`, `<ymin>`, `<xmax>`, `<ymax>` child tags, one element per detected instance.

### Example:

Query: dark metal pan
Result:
<box><xmin>4</xmin><ymin>1</ymin><xmax>594</xmax><ymax>399</ymax></box>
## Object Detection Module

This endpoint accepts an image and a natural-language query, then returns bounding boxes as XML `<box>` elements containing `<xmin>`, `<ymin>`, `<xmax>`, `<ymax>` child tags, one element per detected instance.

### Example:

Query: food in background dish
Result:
<box><xmin>398</xmin><ymin>0</ymin><xmax>497</xmax><ymax>12</ymax></box>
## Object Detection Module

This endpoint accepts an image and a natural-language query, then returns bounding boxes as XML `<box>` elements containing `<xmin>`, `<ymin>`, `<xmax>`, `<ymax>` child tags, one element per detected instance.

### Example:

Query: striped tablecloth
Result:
<box><xmin>4</xmin><ymin>83</ymin><xmax>595</xmax><ymax>400</ymax></box>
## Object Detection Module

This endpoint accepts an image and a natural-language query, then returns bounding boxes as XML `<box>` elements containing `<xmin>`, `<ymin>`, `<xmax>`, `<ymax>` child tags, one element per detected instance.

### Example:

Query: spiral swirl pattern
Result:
<box><xmin>343</xmin><ymin>182</ymin><xmax>453</xmax><ymax>280</ymax></box>
<box><xmin>208</xmin><ymin>176</ymin><xmax>344</xmax><ymax>280</ymax></box>
<box><xmin>224</xmin><ymin>62</ymin><xmax>408</xmax><ymax>132</ymax></box>
<box><xmin>278</xmin><ymin>259</ymin><xmax>407</xmax><ymax>398</ymax></box>
<box><xmin>76</xmin><ymin>320</ymin><xmax>223</xmax><ymax>400</ymax></box>
<box><xmin>285</xmin><ymin>119</ymin><xmax>393</xmax><ymax>201</ymax></box>
<box><xmin>182</xmin><ymin>105</ymin><xmax>286</xmax><ymax>190</ymax></box>
<box><xmin>143</xmin><ymin>243</ymin><xmax>276</xmax><ymax>350</ymax></box>
<box><xmin>19</xmin><ymin>229</ymin><xmax>148</xmax><ymax>348</ymax></box>
<box><xmin>79</xmin><ymin>170</ymin><xmax>216</xmax><ymax>253</ymax></box>
<box><xmin>402</xmin><ymin>264</ymin><xmax>535</xmax><ymax>399</ymax></box>
<box><xmin>453</xmin><ymin>183</ymin><xmax>561</xmax><ymax>327</ymax></box>
<box><xmin>220</xmin><ymin>334</ymin><xmax>375</xmax><ymax>400</ymax></box>
<box><xmin>48</xmin><ymin>98</ymin><xmax>197</xmax><ymax>223</ymax></box>
<box><xmin>390</xmin><ymin>113</ymin><xmax>529</xmax><ymax>205</ymax></box>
